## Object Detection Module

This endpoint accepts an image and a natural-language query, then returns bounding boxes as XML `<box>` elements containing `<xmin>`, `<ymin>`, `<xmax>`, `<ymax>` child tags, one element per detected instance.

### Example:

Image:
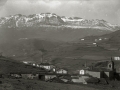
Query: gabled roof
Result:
<box><xmin>86</xmin><ymin>67</ymin><xmax>112</xmax><ymax>72</ymax></box>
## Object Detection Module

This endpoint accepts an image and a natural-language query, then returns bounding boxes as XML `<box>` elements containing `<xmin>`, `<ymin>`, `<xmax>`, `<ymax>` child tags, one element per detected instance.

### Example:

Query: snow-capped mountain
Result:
<box><xmin>0</xmin><ymin>13</ymin><xmax>119</xmax><ymax>31</ymax></box>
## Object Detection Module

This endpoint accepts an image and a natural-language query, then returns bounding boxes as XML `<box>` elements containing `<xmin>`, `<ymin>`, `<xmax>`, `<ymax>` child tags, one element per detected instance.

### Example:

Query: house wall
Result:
<box><xmin>113</xmin><ymin>57</ymin><xmax>120</xmax><ymax>60</ymax></box>
<box><xmin>43</xmin><ymin>66</ymin><xmax>51</xmax><ymax>70</ymax></box>
<box><xmin>40</xmin><ymin>65</ymin><xmax>51</xmax><ymax>70</ymax></box>
<box><xmin>104</xmin><ymin>71</ymin><xmax>114</xmax><ymax>79</ymax></box>
<box><xmin>45</xmin><ymin>75</ymin><xmax>56</xmax><ymax>81</ymax></box>
<box><xmin>86</xmin><ymin>70</ymin><xmax>103</xmax><ymax>78</ymax></box>
<box><xmin>39</xmin><ymin>74</ymin><xmax>56</xmax><ymax>81</ymax></box>
<box><xmin>56</xmin><ymin>70</ymin><xmax>67</xmax><ymax>74</ymax></box>
<box><xmin>79</xmin><ymin>70</ymin><xmax>85</xmax><ymax>75</ymax></box>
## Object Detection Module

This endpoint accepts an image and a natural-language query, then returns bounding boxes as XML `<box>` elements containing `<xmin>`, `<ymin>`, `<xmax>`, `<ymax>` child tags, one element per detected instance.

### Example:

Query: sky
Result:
<box><xmin>0</xmin><ymin>0</ymin><xmax>120</xmax><ymax>25</ymax></box>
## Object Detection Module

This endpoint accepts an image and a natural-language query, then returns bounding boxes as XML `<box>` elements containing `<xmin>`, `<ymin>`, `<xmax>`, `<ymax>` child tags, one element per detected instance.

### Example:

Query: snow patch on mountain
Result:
<box><xmin>0</xmin><ymin>13</ymin><xmax>120</xmax><ymax>31</ymax></box>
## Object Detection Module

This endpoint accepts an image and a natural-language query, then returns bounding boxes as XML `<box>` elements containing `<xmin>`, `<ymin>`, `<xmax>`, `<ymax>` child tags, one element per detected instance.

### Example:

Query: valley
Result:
<box><xmin>0</xmin><ymin>13</ymin><xmax>120</xmax><ymax>90</ymax></box>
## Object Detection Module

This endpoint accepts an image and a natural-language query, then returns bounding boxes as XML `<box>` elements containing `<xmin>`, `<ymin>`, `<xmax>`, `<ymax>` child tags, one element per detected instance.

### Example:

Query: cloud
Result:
<box><xmin>0</xmin><ymin>0</ymin><xmax>7</xmax><ymax>6</ymax></box>
<box><xmin>0</xmin><ymin>0</ymin><xmax>120</xmax><ymax>25</ymax></box>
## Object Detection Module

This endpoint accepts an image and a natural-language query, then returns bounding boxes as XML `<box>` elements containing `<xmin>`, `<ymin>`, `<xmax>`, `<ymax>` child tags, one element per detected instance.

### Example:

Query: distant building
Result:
<box><xmin>39</xmin><ymin>63</ymin><xmax>54</xmax><ymax>70</ymax></box>
<box><xmin>56</xmin><ymin>69</ymin><xmax>68</xmax><ymax>74</ymax></box>
<box><xmin>99</xmin><ymin>38</ymin><xmax>102</xmax><ymax>41</ymax></box>
<box><xmin>113</xmin><ymin>57</ymin><xmax>120</xmax><ymax>60</ymax></box>
<box><xmin>79</xmin><ymin>60</ymin><xmax>115</xmax><ymax>79</ymax></box>
<box><xmin>22</xmin><ymin>61</ymin><xmax>28</xmax><ymax>64</ymax></box>
<box><xmin>79</xmin><ymin>69</ymin><xmax>85</xmax><ymax>75</ymax></box>
<box><xmin>32</xmin><ymin>63</ymin><xmax>36</xmax><ymax>66</ymax></box>
<box><xmin>104</xmin><ymin>71</ymin><xmax>114</xmax><ymax>80</ymax></box>
<box><xmin>85</xmin><ymin>70</ymin><xmax>104</xmax><ymax>78</ymax></box>
<box><xmin>93</xmin><ymin>43</ymin><xmax>96</xmax><ymax>45</ymax></box>
<box><xmin>81</xmin><ymin>39</ymin><xmax>85</xmax><ymax>41</ymax></box>
<box><xmin>39</xmin><ymin>74</ymin><xmax>56</xmax><ymax>81</ymax></box>
<box><xmin>22</xmin><ymin>61</ymin><xmax>35</xmax><ymax>65</ymax></box>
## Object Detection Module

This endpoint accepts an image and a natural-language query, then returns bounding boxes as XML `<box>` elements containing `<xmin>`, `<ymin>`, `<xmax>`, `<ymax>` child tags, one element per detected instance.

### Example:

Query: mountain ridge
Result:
<box><xmin>0</xmin><ymin>13</ymin><xmax>120</xmax><ymax>31</ymax></box>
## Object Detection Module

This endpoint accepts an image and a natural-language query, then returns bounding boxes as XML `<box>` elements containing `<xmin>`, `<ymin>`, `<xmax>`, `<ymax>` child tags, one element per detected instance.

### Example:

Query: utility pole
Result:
<box><xmin>39</xmin><ymin>41</ymin><xmax>46</xmax><ymax>63</ymax></box>
<box><xmin>85</xmin><ymin>61</ymin><xmax>87</xmax><ymax>68</ymax></box>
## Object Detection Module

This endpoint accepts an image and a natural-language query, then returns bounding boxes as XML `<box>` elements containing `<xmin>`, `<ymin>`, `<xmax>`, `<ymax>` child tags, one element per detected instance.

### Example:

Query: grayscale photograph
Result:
<box><xmin>0</xmin><ymin>0</ymin><xmax>120</xmax><ymax>90</ymax></box>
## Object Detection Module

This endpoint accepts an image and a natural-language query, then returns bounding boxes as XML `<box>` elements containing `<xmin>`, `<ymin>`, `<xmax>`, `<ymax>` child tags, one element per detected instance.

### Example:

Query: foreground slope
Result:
<box><xmin>0</xmin><ymin>57</ymin><xmax>45</xmax><ymax>74</ymax></box>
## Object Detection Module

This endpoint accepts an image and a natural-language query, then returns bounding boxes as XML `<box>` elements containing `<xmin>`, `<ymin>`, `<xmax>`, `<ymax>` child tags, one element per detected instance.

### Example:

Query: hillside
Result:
<box><xmin>0</xmin><ymin>27</ymin><xmax>111</xmax><ymax>42</ymax></box>
<box><xmin>78</xmin><ymin>30</ymin><xmax>120</xmax><ymax>50</ymax></box>
<box><xmin>1</xmin><ymin>30</ymin><xmax>120</xmax><ymax>72</ymax></box>
<box><xmin>0</xmin><ymin>56</ymin><xmax>45</xmax><ymax>74</ymax></box>
<box><xmin>0</xmin><ymin>38</ymin><xmax>61</xmax><ymax>62</ymax></box>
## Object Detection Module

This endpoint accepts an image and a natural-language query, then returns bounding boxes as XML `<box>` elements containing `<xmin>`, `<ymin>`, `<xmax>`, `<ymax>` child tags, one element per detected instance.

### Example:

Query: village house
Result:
<box><xmin>22</xmin><ymin>61</ymin><xmax>29</xmax><ymax>64</ymax></box>
<box><xmin>79</xmin><ymin>69</ymin><xmax>85</xmax><ymax>75</ymax></box>
<box><xmin>79</xmin><ymin>60</ymin><xmax>115</xmax><ymax>79</ymax></box>
<box><xmin>81</xmin><ymin>39</ymin><xmax>85</xmax><ymax>41</ymax></box>
<box><xmin>86</xmin><ymin>70</ymin><xmax>104</xmax><ymax>78</ymax></box>
<box><xmin>56</xmin><ymin>68</ymin><xmax>68</xmax><ymax>74</ymax></box>
<box><xmin>38</xmin><ymin>63</ymin><xmax>54</xmax><ymax>71</ymax></box>
<box><xmin>113</xmin><ymin>56</ymin><xmax>120</xmax><ymax>60</ymax></box>
<box><xmin>22</xmin><ymin>61</ymin><xmax>35</xmax><ymax>65</ymax></box>
<box><xmin>79</xmin><ymin>69</ymin><xmax>104</xmax><ymax>78</ymax></box>
<box><xmin>39</xmin><ymin>74</ymin><xmax>57</xmax><ymax>81</ymax></box>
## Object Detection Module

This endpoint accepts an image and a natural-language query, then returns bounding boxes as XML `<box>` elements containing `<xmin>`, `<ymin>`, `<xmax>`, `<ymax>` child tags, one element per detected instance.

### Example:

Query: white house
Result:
<box><xmin>79</xmin><ymin>69</ymin><xmax>85</xmax><ymax>75</ymax></box>
<box><xmin>113</xmin><ymin>57</ymin><xmax>120</xmax><ymax>60</ymax></box>
<box><xmin>93</xmin><ymin>43</ymin><xmax>96</xmax><ymax>45</ymax></box>
<box><xmin>39</xmin><ymin>63</ymin><xmax>53</xmax><ymax>70</ymax></box>
<box><xmin>81</xmin><ymin>39</ymin><xmax>85</xmax><ymax>41</ymax></box>
<box><xmin>56</xmin><ymin>69</ymin><xmax>68</xmax><ymax>74</ymax></box>
<box><xmin>22</xmin><ymin>61</ymin><xmax>28</xmax><ymax>64</ymax></box>
<box><xmin>32</xmin><ymin>63</ymin><xmax>36</xmax><ymax>66</ymax></box>
<box><xmin>22</xmin><ymin>61</ymin><xmax>35</xmax><ymax>65</ymax></box>
<box><xmin>99</xmin><ymin>38</ymin><xmax>102</xmax><ymax>41</ymax></box>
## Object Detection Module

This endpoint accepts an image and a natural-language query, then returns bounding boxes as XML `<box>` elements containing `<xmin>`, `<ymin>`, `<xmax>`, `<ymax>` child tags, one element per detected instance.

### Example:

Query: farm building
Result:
<box><xmin>39</xmin><ymin>74</ymin><xmax>57</xmax><ymax>81</ymax></box>
<box><xmin>85</xmin><ymin>70</ymin><xmax>104</xmax><ymax>78</ymax></box>
<box><xmin>21</xmin><ymin>74</ymin><xmax>39</xmax><ymax>79</ymax></box>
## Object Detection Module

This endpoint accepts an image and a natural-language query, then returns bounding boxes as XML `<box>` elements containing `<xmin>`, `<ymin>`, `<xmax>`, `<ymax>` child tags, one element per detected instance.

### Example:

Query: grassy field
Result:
<box><xmin>0</xmin><ymin>78</ymin><xmax>117</xmax><ymax>90</ymax></box>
